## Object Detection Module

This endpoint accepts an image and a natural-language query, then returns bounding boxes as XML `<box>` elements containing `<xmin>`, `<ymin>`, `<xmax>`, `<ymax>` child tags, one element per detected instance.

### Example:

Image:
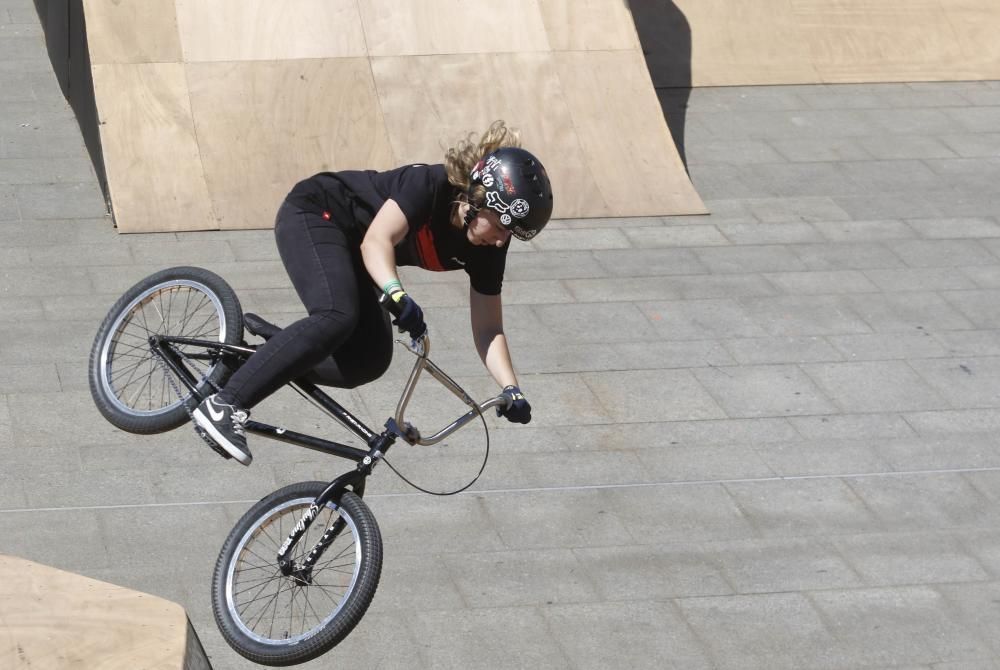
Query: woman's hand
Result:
<box><xmin>497</xmin><ymin>385</ymin><xmax>531</xmax><ymax>424</ymax></box>
<box><xmin>390</xmin><ymin>291</ymin><xmax>426</xmax><ymax>339</ymax></box>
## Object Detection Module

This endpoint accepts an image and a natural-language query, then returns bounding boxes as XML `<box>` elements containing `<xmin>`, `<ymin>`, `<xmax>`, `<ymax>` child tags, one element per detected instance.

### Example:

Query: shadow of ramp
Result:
<box><xmin>627</xmin><ymin>0</ymin><xmax>693</xmax><ymax>170</ymax></box>
<box><xmin>32</xmin><ymin>0</ymin><xmax>109</xmax><ymax>211</ymax></box>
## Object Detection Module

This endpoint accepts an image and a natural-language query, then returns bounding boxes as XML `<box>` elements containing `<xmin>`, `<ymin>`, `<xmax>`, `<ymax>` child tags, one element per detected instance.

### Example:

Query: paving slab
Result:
<box><xmin>404</xmin><ymin>606</ymin><xmax>574</xmax><ymax>669</ymax></box>
<box><xmin>846</xmin><ymin>473</ymin><xmax>1000</xmax><ymax>532</ymax></box>
<box><xmin>542</xmin><ymin>600</ymin><xmax>715</xmax><ymax>670</ymax></box>
<box><xmin>810</xmin><ymin>587</ymin><xmax>992</xmax><ymax>666</ymax></box>
<box><xmin>584</xmin><ymin>368</ymin><xmax>727</xmax><ymax>423</ymax></box>
<box><xmin>726</xmin><ymin>477</ymin><xmax>885</xmax><ymax>537</ymax></box>
<box><xmin>750</xmin><ymin>438</ymin><xmax>895</xmax><ymax>477</ymax></box>
<box><xmin>704</xmin><ymin>536</ymin><xmax>863</xmax><ymax>594</ymax></box>
<box><xmin>832</xmin><ymin>532</ymin><xmax>991</xmax><ymax>586</ymax></box>
<box><xmin>676</xmin><ymin>592</ymin><xmax>840</xmax><ymax>670</ymax></box>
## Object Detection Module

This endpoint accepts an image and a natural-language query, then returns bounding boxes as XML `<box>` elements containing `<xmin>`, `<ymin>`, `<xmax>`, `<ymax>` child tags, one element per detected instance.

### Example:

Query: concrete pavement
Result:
<box><xmin>3</xmin><ymin>2</ymin><xmax>1000</xmax><ymax>668</ymax></box>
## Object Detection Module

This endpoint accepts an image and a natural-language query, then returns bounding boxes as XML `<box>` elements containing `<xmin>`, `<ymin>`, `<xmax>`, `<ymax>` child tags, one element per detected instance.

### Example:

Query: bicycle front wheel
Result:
<box><xmin>88</xmin><ymin>266</ymin><xmax>244</xmax><ymax>434</ymax></box>
<box><xmin>212</xmin><ymin>483</ymin><xmax>383</xmax><ymax>666</ymax></box>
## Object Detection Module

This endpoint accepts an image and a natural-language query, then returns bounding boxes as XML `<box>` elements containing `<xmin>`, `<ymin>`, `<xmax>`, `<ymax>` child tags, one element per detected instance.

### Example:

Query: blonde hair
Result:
<box><xmin>444</xmin><ymin>120</ymin><xmax>521</xmax><ymax>212</ymax></box>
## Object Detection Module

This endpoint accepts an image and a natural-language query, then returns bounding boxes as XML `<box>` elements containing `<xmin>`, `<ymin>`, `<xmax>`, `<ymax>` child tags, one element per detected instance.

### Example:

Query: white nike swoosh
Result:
<box><xmin>207</xmin><ymin>401</ymin><xmax>225</xmax><ymax>422</ymax></box>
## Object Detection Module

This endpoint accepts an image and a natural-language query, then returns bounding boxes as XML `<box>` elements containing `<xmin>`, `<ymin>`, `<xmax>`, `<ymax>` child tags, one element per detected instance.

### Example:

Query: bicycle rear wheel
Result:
<box><xmin>88</xmin><ymin>266</ymin><xmax>244</xmax><ymax>434</ymax></box>
<box><xmin>212</xmin><ymin>483</ymin><xmax>382</xmax><ymax>666</ymax></box>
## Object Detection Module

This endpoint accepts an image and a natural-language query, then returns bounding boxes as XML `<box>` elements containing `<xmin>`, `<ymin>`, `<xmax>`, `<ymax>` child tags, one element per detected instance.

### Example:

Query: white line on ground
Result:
<box><xmin>3</xmin><ymin>464</ymin><xmax>999</xmax><ymax>514</ymax></box>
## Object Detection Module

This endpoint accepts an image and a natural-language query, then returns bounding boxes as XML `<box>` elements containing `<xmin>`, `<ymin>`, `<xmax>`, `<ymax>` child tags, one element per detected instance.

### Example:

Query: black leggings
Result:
<box><xmin>218</xmin><ymin>201</ymin><xmax>393</xmax><ymax>409</ymax></box>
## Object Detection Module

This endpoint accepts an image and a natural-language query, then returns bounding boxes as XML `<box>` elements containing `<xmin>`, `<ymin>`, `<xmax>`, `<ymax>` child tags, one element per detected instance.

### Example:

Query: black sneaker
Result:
<box><xmin>192</xmin><ymin>394</ymin><xmax>252</xmax><ymax>465</ymax></box>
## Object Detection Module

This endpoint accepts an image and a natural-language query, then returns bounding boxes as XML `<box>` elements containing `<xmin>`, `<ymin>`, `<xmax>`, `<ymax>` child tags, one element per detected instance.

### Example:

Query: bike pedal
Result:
<box><xmin>195</xmin><ymin>426</ymin><xmax>233</xmax><ymax>460</ymax></box>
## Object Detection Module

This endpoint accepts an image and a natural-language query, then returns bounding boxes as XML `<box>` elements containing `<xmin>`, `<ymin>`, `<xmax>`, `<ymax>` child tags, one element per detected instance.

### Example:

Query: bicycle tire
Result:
<box><xmin>212</xmin><ymin>483</ymin><xmax>382</xmax><ymax>666</ymax></box>
<box><xmin>88</xmin><ymin>266</ymin><xmax>244</xmax><ymax>434</ymax></box>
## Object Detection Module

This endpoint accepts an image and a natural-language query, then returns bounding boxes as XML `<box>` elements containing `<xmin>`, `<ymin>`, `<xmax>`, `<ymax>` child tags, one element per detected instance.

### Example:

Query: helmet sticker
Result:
<box><xmin>501</xmin><ymin>213</ymin><xmax>512</xmax><ymax>225</ymax></box>
<box><xmin>501</xmin><ymin>174</ymin><xmax>516</xmax><ymax>194</ymax></box>
<box><xmin>485</xmin><ymin>190</ymin><xmax>510</xmax><ymax>213</ymax></box>
<box><xmin>509</xmin><ymin>198</ymin><xmax>530</xmax><ymax>219</ymax></box>
<box><xmin>513</xmin><ymin>225</ymin><xmax>539</xmax><ymax>240</ymax></box>
<box><xmin>481</xmin><ymin>173</ymin><xmax>495</xmax><ymax>187</ymax></box>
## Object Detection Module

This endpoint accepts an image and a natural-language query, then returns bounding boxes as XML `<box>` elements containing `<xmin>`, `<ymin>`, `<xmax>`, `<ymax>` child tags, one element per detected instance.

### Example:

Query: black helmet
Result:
<box><xmin>469</xmin><ymin>147</ymin><xmax>553</xmax><ymax>241</ymax></box>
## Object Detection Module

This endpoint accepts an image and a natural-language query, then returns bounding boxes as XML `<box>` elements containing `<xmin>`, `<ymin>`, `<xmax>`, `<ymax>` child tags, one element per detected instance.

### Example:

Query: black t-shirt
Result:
<box><xmin>285</xmin><ymin>164</ymin><xmax>508</xmax><ymax>295</ymax></box>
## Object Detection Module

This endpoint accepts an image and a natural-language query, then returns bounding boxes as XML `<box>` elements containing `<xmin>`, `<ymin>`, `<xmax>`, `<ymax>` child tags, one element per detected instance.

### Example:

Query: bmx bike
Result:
<box><xmin>88</xmin><ymin>266</ymin><xmax>508</xmax><ymax>666</ymax></box>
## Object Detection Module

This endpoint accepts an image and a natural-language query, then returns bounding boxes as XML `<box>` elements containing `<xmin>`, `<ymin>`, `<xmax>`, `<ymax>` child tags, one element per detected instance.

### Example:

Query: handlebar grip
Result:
<box><xmin>378</xmin><ymin>291</ymin><xmax>403</xmax><ymax>319</ymax></box>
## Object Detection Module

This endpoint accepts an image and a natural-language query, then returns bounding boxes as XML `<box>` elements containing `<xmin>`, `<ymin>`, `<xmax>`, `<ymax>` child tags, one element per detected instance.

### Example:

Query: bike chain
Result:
<box><xmin>151</xmin><ymin>345</ymin><xmax>233</xmax><ymax>460</ymax></box>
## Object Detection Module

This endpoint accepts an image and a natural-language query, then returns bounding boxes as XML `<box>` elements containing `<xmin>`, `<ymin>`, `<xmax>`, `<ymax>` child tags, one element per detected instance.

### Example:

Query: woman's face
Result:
<box><xmin>462</xmin><ymin>204</ymin><xmax>511</xmax><ymax>247</ymax></box>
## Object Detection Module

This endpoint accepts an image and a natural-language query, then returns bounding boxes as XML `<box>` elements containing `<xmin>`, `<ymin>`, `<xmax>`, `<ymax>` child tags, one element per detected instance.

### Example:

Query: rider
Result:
<box><xmin>192</xmin><ymin>120</ymin><xmax>554</xmax><ymax>465</ymax></box>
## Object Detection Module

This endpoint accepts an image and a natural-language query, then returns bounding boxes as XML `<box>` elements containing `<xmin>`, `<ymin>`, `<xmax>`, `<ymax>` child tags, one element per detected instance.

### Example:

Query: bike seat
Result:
<box><xmin>244</xmin><ymin>313</ymin><xmax>281</xmax><ymax>341</ymax></box>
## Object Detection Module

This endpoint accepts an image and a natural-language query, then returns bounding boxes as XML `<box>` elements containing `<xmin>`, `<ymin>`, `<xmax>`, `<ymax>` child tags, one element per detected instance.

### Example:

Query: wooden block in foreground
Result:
<box><xmin>0</xmin><ymin>555</ymin><xmax>211</xmax><ymax>670</ymax></box>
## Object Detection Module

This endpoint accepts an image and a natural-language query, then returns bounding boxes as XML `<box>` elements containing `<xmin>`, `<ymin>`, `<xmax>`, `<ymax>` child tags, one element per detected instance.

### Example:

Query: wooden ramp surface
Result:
<box><xmin>83</xmin><ymin>0</ymin><xmax>705</xmax><ymax>232</ymax></box>
<box><xmin>0</xmin><ymin>555</ymin><xmax>210</xmax><ymax>670</ymax></box>
<box><xmin>643</xmin><ymin>0</ymin><xmax>1000</xmax><ymax>87</ymax></box>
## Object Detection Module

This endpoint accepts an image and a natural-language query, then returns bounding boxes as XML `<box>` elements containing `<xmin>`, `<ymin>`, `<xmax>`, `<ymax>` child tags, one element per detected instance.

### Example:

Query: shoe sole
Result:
<box><xmin>192</xmin><ymin>408</ymin><xmax>253</xmax><ymax>466</ymax></box>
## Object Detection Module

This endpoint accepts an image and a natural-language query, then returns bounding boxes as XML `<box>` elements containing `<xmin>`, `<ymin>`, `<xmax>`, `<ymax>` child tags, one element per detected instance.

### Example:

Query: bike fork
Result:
<box><xmin>276</xmin><ymin>470</ymin><xmax>368</xmax><ymax>581</ymax></box>
<box><xmin>276</xmin><ymin>429</ymin><xmax>395</xmax><ymax>581</ymax></box>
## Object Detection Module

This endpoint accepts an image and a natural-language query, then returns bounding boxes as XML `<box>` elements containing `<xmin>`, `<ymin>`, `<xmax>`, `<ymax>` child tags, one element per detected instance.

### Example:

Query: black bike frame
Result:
<box><xmin>152</xmin><ymin>329</ymin><xmax>506</xmax><ymax>578</ymax></box>
<box><xmin>152</xmin><ymin>334</ymin><xmax>400</xmax><ymax>575</ymax></box>
<box><xmin>152</xmin><ymin>335</ymin><xmax>387</xmax><ymax>460</ymax></box>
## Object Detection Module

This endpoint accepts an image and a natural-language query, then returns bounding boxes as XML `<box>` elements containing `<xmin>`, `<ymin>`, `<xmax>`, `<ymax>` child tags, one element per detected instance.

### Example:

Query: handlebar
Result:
<box><xmin>378</xmin><ymin>290</ymin><xmax>510</xmax><ymax>445</ymax></box>
<box><xmin>377</xmin><ymin>290</ymin><xmax>403</xmax><ymax>318</ymax></box>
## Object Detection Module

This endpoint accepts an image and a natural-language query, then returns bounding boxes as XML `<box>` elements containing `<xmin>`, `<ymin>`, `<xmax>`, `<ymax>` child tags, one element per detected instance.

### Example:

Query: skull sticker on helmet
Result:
<box><xmin>509</xmin><ymin>199</ymin><xmax>530</xmax><ymax>219</ymax></box>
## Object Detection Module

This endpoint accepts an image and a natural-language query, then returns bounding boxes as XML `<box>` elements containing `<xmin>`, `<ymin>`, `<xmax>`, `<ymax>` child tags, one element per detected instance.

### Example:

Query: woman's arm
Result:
<box><xmin>360</xmin><ymin>198</ymin><xmax>410</xmax><ymax>287</ymax></box>
<box><xmin>469</xmin><ymin>287</ymin><xmax>518</xmax><ymax>388</ymax></box>
<box><xmin>362</xmin><ymin>199</ymin><xmax>427</xmax><ymax>338</ymax></box>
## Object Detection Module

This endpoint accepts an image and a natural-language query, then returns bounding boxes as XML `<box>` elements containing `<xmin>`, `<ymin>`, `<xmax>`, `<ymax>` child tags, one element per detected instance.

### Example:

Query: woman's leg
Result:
<box><xmin>218</xmin><ymin>203</ymin><xmax>363</xmax><ymax>408</ymax></box>
<box><xmin>303</xmin><ymin>277</ymin><xmax>394</xmax><ymax>389</ymax></box>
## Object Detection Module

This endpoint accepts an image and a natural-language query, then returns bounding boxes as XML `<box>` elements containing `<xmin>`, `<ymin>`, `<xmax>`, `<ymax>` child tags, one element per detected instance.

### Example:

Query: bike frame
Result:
<box><xmin>150</xmin><ymin>331</ymin><xmax>506</xmax><ymax>579</ymax></box>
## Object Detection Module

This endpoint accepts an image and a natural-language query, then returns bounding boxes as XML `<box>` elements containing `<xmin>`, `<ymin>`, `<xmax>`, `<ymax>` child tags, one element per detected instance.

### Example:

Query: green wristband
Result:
<box><xmin>382</xmin><ymin>279</ymin><xmax>403</xmax><ymax>296</ymax></box>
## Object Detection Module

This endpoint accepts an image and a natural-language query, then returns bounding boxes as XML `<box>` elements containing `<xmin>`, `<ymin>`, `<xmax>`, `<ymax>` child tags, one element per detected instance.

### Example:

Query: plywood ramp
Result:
<box><xmin>0</xmin><ymin>555</ymin><xmax>211</xmax><ymax>669</ymax></box>
<box><xmin>645</xmin><ymin>0</ymin><xmax>1000</xmax><ymax>87</ymax></box>
<box><xmin>81</xmin><ymin>0</ymin><xmax>704</xmax><ymax>232</ymax></box>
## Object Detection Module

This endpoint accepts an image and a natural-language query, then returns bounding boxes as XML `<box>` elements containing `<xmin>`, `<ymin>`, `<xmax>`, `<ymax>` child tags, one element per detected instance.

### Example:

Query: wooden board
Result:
<box><xmin>357</xmin><ymin>0</ymin><xmax>551</xmax><ymax>56</ymax></box>
<box><xmin>0</xmin><ymin>555</ymin><xmax>209</xmax><ymax>670</ymax></box>
<box><xmin>555</xmin><ymin>50</ymin><xmax>705</xmax><ymax>216</ymax></box>
<box><xmin>92</xmin><ymin>63</ymin><xmax>215</xmax><ymax>232</ymax></box>
<box><xmin>537</xmin><ymin>0</ymin><xmax>640</xmax><ymax>51</ymax></box>
<box><xmin>174</xmin><ymin>0</ymin><xmax>367</xmax><ymax>62</ymax></box>
<box><xmin>187</xmin><ymin>58</ymin><xmax>394</xmax><ymax>229</ymax></box>
<box><xmin>81</xmin><ymin>0</ymin><xmax>182</xmax><ymax>65</ymax></box>
<box><xmin>661</xmin><ymin>0</ymin><xmax>1000</xmax><ymax>86</ymax></box>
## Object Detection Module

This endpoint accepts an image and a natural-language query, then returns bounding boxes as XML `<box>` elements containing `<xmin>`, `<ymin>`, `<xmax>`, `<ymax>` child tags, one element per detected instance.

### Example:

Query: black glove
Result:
<box><xmin>497</xmin><ymin>385</ymin><xmax>531</xmax><ymax>424</ymax></box>
<box><xmin>390</xmin><ymin>291</ymin><xmax>426</xmax><ymax>339</ymax></box>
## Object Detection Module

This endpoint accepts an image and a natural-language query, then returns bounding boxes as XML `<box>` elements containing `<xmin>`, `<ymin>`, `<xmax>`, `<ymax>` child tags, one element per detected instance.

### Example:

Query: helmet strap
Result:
<box><xmin>463</xmin><ymin>204</ymin><xmax>479</xmax><ymax>232</ymax></box>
